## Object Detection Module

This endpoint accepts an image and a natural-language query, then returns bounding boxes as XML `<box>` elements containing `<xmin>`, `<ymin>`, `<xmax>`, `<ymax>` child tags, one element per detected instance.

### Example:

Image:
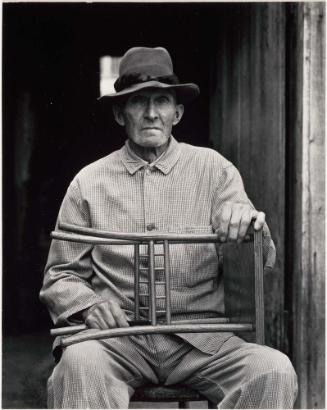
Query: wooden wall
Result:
<box><xmin>288</xmin><ymin>3</ymin><xmax>325</xmax><ymax>408</ymax></box>
<box><xmin>209</xmin><ymin>3</ymin><xmax>325</xmax><ymax>407</ymax></box>
<box><xmin>209</xmin><ymin>3</ymin><xmax>287</xmax><ymax>351</ymax></box>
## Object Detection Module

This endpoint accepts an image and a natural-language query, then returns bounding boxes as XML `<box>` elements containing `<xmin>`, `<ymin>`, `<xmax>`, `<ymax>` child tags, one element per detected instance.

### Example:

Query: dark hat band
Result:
<box><xmin>114</xmin><ymin>73</ymin><xmax>180</xmax><ymax>93</ymax></box>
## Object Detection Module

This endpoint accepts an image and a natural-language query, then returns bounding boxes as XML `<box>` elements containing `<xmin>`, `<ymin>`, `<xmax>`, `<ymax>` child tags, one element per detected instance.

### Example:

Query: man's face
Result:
<box><xmin>113</xmin><ymin>88</ymin><xmax>184</xmax><ymax>148</ymax></box>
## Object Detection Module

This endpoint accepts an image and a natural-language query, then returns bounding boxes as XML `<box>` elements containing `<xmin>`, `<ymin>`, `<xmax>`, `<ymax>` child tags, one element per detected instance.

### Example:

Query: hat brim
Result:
<box><xmin>97</xmin><ymin>80</ymin><xmax>200</xmax><ymax>104</ymax></box>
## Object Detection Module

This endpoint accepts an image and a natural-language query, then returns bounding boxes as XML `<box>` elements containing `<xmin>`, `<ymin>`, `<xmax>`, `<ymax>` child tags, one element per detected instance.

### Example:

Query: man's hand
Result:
<box><xmin>216</xmin><ymin>202</ymin><xmax>265</xmax><ymax>243</ymax></box>
<box><xmin>83</xmin><ymin>300</ymin><xmax>129</xmax><ymax>330</ymax></box>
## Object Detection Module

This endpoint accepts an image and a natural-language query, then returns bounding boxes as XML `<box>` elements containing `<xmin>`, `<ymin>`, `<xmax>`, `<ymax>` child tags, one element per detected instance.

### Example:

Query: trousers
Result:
<box><xmin>48</xmin><ymin>334</ymin><xmax>298</xmax><ymax>409</ymax></box>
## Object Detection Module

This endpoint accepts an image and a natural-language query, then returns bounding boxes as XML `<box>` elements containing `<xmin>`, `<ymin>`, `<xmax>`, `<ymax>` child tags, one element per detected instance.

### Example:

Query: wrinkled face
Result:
<box><xmin>113</xmin><ymin>88</ymin><xmax>184</xmax><ymax>148</ymax></box>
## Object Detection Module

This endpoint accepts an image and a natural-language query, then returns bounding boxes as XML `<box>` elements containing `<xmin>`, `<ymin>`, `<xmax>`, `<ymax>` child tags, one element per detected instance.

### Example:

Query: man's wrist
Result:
<box><xmin>81</xmin><ymin>302</ymin><xmax>104</xmax><ymax>321</ymax></box>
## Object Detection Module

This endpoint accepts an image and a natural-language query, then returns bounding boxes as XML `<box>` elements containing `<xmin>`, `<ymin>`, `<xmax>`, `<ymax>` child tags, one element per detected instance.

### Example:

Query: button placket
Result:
<box><xmin>143</xmin><ymin>166</ymin><xmax>157</xmax><ymax>232</ymax></box>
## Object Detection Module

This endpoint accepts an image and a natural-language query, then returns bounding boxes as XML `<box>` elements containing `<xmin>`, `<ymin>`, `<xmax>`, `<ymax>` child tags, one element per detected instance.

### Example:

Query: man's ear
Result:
<box><xmin>173</xmin><ymin>104</ymin><xmax>184</xmax><ymax>126</ymax></box>
<box><xmin>112</xmin><ymin>104</ymin><xmax>125</xmax><ymax>127</ymax></box>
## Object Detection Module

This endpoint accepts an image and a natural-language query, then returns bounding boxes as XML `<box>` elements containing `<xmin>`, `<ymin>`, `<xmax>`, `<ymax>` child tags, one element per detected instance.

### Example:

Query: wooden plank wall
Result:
<box><xmin>288</xmin><ymin>3</ymin><xmax>325</xmax><ymax>408</ymax></box>
<box><xmin>209</xmin><ymin>3</ymin><xmax>286</xmax><ymax>350</ymax></box>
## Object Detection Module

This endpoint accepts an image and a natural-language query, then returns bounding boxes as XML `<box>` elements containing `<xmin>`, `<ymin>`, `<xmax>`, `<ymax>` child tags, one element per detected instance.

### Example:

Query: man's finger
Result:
<box><xmin>238</xmin><ymin>209</ymin><xmax>253</xmax><ymax>242</ymax></box>
<box><xmin>252</xmin><ymin>210</ymin><xmax>266</xmax><ymax>230</ymax></box>
<box><xmin>217</xmin><ymin>203</ymin><xmax>232</xmax><ymax>241</ymax></box>
<box><xmin>85</xmin><ymin>315</ymin><xmax>99</xmax><ymax>329</ymax></box>
<box><xmin>228</xmin><ymin>209</ymin><xmax>241</xmax><ymax>242</ymax></box>
<box><xmin>86</xmin><ymin>310</ymin><xmax>108</xmax><ymax>330</ymax></box>
<box><xmin>98</xmin><ymin>303</ymin><xmax>118</xmax><ymax>329</ymax></box>
<box><xmin>110</xmin><ymin>303</ymin><xmax>129</xmax><ymax>328</ymax></box>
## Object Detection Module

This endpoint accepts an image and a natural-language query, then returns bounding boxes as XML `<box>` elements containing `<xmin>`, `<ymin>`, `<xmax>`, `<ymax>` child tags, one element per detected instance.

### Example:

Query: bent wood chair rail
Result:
<box><xmin>50</xmin><ymin>222</ymin><xmax>265</xmax><ymax>347</ymax></box>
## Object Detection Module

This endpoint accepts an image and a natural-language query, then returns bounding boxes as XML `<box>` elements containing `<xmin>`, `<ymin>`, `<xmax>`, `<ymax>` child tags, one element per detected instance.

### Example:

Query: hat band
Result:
<box><xmin>114</xmin><ymin>73</ymin><xmax>180</xmax><ymax>92</ymax></box>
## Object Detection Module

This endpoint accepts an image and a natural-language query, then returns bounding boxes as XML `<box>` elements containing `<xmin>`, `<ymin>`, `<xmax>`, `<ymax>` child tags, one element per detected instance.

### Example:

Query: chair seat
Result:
<box><xmin>131</xmin><ymin>384</ymin><xmax>206</xmax><ymax>402</ymax></box>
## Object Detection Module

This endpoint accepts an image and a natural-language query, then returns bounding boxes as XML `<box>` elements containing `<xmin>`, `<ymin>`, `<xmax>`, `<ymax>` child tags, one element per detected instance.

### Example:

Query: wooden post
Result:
<box><xmin>134</xmin><ymin>244</ymin><xmax>140</xmax><ymax>321</ymax></box>
<box><xmin>164</xmin><ymin>240</ymin><xmax>172</xmax><ymax>325</ymax></box>
<box><xmin>289</xmin><ymin>3</ymin><xmax>325</xmax><ymax>408</ymax></box>
<box><xmin>148</xmin><ymin>240</ymin><xmax>157</xmax><ymax>326</ymax></box>
<box><xmin>254</xmin><ymin>230</ymin><xmax>265</xmax><ymax>345</ymax></box>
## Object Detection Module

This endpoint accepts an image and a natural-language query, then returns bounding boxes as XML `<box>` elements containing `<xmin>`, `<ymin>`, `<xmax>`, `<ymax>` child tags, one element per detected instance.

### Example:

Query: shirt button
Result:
<box><xmin>146</xmin><ymin>223</ymin><xmax>157</xmax><ymax>231</ymax></box>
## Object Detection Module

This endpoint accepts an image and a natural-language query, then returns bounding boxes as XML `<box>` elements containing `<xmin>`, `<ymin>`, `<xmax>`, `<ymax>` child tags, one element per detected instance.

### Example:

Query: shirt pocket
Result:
<box><xmin>167</xmin><ymin>225</ymin><xmax>219</xmax><ymax>289</ymax></box>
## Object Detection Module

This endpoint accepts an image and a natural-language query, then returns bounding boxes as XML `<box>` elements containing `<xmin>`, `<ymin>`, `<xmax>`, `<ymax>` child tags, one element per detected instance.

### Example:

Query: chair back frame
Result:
<box><xmin>50</xmin><ymin>222</ymin><xmax>265</xmax><ymax>347</ymax></box>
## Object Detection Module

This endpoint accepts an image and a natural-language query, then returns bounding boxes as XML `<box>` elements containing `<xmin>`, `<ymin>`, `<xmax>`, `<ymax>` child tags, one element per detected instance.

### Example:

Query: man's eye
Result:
<box><xmin>130</xmin><ymin>96</ymin><xmax>146</xmax><ymax>105</ymax></box>
<box><xmin>157</xmin><ymin>96</ymin><xmax>169</xmax><ymax>104</ymax></box>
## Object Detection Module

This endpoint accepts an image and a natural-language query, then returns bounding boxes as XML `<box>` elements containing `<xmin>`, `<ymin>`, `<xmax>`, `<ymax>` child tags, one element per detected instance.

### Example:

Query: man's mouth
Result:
<box><xmin>142</xmin><ymin>127</ymin><xmax>162</xmax><ymax>130</ymax></box>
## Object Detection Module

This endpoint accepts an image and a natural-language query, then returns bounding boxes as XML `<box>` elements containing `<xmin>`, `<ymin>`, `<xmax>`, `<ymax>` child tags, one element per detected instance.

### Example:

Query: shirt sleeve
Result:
<box><xmin>39</xmin><ymin>178</ymin><xmax>106</xmax><ymax>326</ymax></box>
<box><xmin>211</xmin><ymin>164</ymin><xmax>276</xmax><ymax>269</ymax></box>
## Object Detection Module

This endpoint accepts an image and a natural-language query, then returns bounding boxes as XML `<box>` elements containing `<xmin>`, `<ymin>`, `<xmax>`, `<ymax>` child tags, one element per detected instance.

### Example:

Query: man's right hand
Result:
<box><xmin>83</xmin><ymin>300</ymin><xmax>129</xmax><ymax>330</ymax></box>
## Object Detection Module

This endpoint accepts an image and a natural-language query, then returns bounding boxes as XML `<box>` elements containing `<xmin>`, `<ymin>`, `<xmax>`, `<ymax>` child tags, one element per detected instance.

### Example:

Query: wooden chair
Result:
<box><xmin>50</xmin><ymin>222</ymin><xmax>265</xmax><ymax>408</ymax></box>
<box><xmin>131</xmin><ymin>384</ymin><xmax>217</xmax><ymax>408</ymax></box>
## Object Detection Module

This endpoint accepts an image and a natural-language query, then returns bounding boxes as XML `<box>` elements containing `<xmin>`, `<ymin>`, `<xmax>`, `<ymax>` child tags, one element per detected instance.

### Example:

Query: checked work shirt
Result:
<box><xmin>40</xmin><ymin>136</ymin><xmax>275</xmax><ymax>354</ymax></box>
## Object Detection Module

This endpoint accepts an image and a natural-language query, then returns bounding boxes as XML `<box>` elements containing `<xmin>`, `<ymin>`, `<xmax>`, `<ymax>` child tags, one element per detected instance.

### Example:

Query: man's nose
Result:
<box><xmin>144</xmin><ymin>101</ymin><xmax>158</xmax><ymax>120</ymax></box>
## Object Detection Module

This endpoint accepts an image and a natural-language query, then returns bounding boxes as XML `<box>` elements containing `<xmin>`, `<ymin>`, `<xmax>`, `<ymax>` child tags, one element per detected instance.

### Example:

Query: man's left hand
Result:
<box><xmin>216</xmin><ymin>202</ymin><xmax>265</xmax><ymax>243</ymax></box>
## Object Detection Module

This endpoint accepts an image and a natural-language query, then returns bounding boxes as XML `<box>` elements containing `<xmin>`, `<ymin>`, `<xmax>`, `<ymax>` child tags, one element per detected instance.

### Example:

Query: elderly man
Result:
<box><xmin>40</xmin><ymin>47</ymin><xmax>297</xmax><ymax>409</ymax></box>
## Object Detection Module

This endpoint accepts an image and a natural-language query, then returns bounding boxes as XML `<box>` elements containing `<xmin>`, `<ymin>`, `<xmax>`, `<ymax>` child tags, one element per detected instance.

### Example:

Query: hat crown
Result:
<box><xmin>119</xmin><ymin>47</ymin><xmax>174</xmax><ymax>78</ymax></box>
<box><xmin>98</xmin><ymin>46</ymin><xmax>200</xmax><ymax>103</ymax></box>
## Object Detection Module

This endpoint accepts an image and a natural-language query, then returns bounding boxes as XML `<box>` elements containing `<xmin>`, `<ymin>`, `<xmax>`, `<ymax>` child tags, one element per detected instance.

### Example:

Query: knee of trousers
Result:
<box><xmin>245</xmin><ymin>345</ymin><xmax>297</xmax><ymax>386</ymax></box>
<box><xmin>54</xmin><ymin>341</ymin><xmax>111</xmax><ymax>379</ymax></box>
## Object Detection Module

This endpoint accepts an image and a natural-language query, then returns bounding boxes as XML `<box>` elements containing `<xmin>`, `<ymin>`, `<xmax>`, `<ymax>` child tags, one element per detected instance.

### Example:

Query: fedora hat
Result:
<box><xmin>98</xmin><ymin>47</ymin><xmax>200</xmax><ymax>103</ymax></box>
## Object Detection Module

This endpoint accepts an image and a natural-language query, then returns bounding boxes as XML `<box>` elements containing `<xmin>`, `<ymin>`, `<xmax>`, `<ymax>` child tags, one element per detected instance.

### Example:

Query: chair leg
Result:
<box><xmin>208</xmin><ymin>400</ymin><xmax>217</xmax><ymax>408</ymax></box>
<box><xmin>179</xmin><ymin>400</ymin><xmax>217</xmax><ymax>408</ymax></box>
<box><xmin>179</xmin><ymin>401</ymin><xmax>191</xmax><ymax>408</ymax></box>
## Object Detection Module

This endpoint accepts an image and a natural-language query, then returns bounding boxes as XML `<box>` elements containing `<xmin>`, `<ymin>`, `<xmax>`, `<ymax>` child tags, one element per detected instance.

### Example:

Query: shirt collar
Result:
<box><xmin>120</xmin><ymin>136</ymin><xmax>181</xmax><ymax>175</ymax></box>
